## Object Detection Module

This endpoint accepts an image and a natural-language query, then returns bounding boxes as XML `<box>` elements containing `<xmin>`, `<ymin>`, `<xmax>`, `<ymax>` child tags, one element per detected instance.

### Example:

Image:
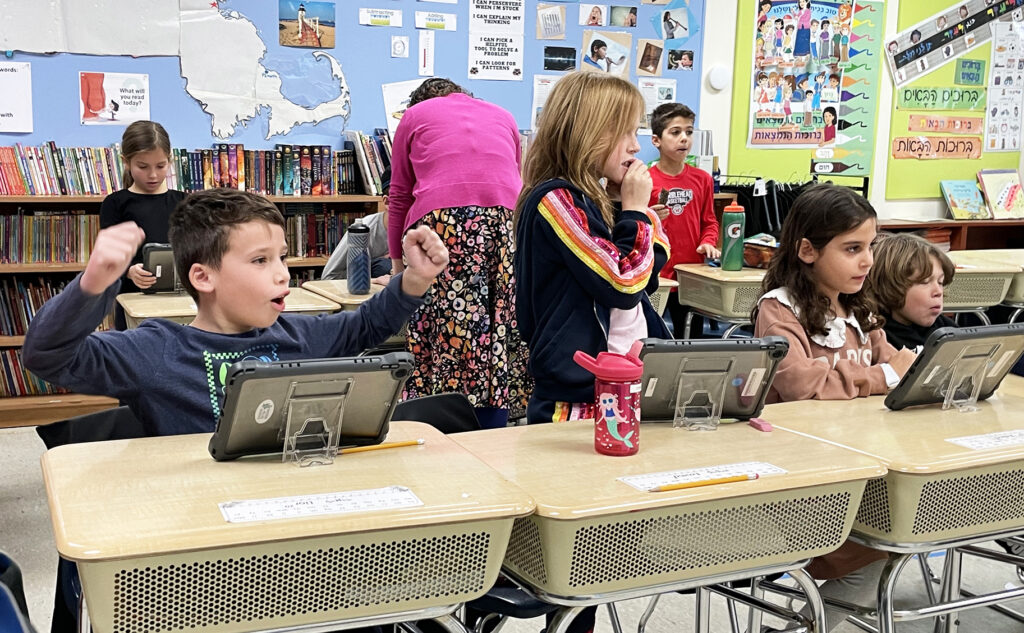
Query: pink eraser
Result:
<box><xmin>748</xmin><ymin>418</ymin><xmax>773</xmax><ymax>432</ymax></box>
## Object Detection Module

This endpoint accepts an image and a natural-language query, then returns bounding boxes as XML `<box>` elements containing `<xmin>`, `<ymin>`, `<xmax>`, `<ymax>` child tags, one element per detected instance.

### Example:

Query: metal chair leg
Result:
<box><xmin>940</xmin><ymin>549</ymin><xmax>962</xmax><ymax>633</ymax></box>
<box><xmin>606</xmin><ymin>602</ymin><xmax>625</xmax><ymax>633</ymax></box>
<box><xmin>695</xmin><ymin>586</ymin><xmax>712</xmax><ymax>633</ymax></box>
<box><xmin>724</xmin><ymin>582</ymin><xmax>741</xmax><ymax>633</ymax></box>
<box><xmin>547</xmin><ymin>607</ymin><xmax>585</xmax><ymax>633</ymax></box>
<box><xmin>747</xmin><ymin>576</ymin><xmax>766</xmax><ymax>633</ymax></box>
<box><xmin>789</xmin><ymin>568</ymin><xmax>826</xmax><ymax>633</ymax></box>
<box><xmin>637</xmin><ymin>594</ymin><xmax>661</xmax><ymax>633</ymax></box>
<box><xmin>877</xmin><ymin>553</ymin><xmax>914</xmax><ymax>633</ymax></box>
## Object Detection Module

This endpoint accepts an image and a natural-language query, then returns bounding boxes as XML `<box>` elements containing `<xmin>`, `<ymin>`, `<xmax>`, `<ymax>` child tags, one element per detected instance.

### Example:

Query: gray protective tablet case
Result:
<box><xmin>141</xmin><ymin>243</ymin><xmax>176</xmax><ymax>294</ymax></box>
<box><xmin>637</xmin><ymin>336</ymin><xmax>789</xmax><ymax>422</ymax></box>
<box><xmin>208</xmin><ymin>353</ymin><xmax>413</xmax><ymax>461</ymax></box>
<box><xmin>884</xmin><ymin>324</ymin><xmax>1024</xmax><ymax>411</ymax></box>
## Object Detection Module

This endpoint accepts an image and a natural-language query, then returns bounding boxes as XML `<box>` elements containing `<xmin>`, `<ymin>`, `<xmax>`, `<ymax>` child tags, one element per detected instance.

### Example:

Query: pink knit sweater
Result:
<box><xmin>387</xmin><ymin>92</ymin><xmax>523</xmax><ymax>258</ymax></box>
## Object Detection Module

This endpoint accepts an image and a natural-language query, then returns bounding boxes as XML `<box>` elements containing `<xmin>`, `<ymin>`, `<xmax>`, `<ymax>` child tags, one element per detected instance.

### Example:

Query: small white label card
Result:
<box><xmin>219</xmin><ymin>485</ymin><xmax>423</xmax><ymax>523</ymax></box>
<box><xmin>415</xmin><ymin>11</ymin><xmax>457</xmax><ymax>30</ymax></box>
<box><xmin>618</xmin><ymin>461</ymin><xmax>786</xmax><ymax>492</ymax></box>
<box><xmin>946</xmin><ymin>430</ymin><xmax>1024</xmax><ymax>451</ymax></box>
<box><xmin>359</xmin><ymin>8</ymin><xmax>403</xmax><ymax>27</ymax></box>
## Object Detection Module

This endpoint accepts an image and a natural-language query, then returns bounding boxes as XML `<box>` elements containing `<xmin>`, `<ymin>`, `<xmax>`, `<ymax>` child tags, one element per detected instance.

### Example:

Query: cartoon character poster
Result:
<box><xmin>747</xmin><ymin>0</ymin><xmax>857</xmax><ymax>148</ymax></box>
<box><xmin>79</xmin><ymin>72</ymin><xmax>150</xmax><ymax>126</ymax></box>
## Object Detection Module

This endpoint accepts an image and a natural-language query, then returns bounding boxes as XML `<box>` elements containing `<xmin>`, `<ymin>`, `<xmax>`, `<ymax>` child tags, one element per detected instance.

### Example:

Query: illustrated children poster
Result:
<box><xmin>78</xmin><ymin>71</ymin><xmax>150</xmax><ymax>126</ymax></box>
<box><xmin>885</xmin><ymin>0</ymin><xmax>1024</xmax><ymax>88</ymax></box>
<box><xmin>747</xmin><ymin>0</ymin><xmax>859</xmax><ymax>148</ymax></box>
<box><xmin>985</xmin><ymin>21</ymin><xmax>1024</xmax><ymax>152</ymax></box>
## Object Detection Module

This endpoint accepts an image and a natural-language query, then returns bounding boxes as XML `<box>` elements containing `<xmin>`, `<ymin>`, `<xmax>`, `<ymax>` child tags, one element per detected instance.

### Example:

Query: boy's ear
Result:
<box><xmin>651</xmin><ymin>135</ymin><xmax>662</xmax><ymax>149</ymax></box>
<box><xmin>189</xmin><ymin>263</ymin><xmax>216</xmax><ymax>295</ymax></box>
<box><xmin>797</xmin><ymin>238</ymin><xmax>818</xmax><ymax>265</ymax></box>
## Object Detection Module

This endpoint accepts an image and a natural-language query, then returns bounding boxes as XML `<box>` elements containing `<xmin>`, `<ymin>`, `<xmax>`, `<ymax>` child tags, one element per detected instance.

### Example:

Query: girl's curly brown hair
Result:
<box><xmin>752</xmin><ymin>183</ymin><xmax>882</xmax><ymax>338</ymax></box>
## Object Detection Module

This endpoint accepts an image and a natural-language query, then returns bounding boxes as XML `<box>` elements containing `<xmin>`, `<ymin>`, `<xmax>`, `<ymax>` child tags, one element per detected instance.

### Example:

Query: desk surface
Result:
<box><xmin>658</xmin><ymin>277</ymin><xmax>679</xmax><ymax>289</ymax></box>
<box><xmin>948</xmin><ymin>249</ymin><xmax>1024</xmax><ymax>267</ymax></box>
<box><xmin>451</xmin><ymin>421</ymin><xmax>883</xmax><ymax>520</ymax></box>
<box><xmin>768</xmin><ymin>377</ymin><xmax>1024</xmax><ymax>474</ymax></box>
<box><xmin>302</xmin><ymin>279</ymin><xmax>386</xmax><ymax>306</ymax></box>
<box><xmin>947</xmin><ymin>250</ymin><xmax>1022</xmax><ymax>273</ymax></box>
<box><xmin>675</xmin><ymin>263</ymin><xmax>766</xmax><ymax>282</ymax></box>
<box><xmin>42</xmin><ymin>422</ymin><xmax>534</xmax><ymax>562</ymax></box>
<box><xmin>117</xmin><ymin>287</ymin><xmax>340</xmax><ymax>318</ymax></box>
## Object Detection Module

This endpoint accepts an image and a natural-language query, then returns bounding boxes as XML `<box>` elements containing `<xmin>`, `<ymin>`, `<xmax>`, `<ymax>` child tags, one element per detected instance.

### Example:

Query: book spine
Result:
<box><xmin>218</xmin><ymin>144</ymin><xmax>230</xmax><ymax>188</ymax></box>
<box><xmin>236</xmin><ymin>143</ymin><xmax>246</xmax><ymax>192</ymax></box>
<box><xmin>201</xmin><ymin>149</ymin><xmax>213</xmax><ymax>190</ymax></box>
<box><xmin>300</xmin><ymin>146</ymin><xmax>312</xmax><ymax>196</ymax></box>
<box><xmin>321</xmin><ymin>145</ymin><xmax>333</xmax><ymax>196</ymax></box>
<box><xmin>311</xmin><ymin>146</ymin><xmax>322</xmax><ymax>196</ymax></box>
<box><xmin>274</xmin><ymin>149</ymin><xmax>284</xmax><ymax>196</ymax></box>
<box><xmin>227</xmin><ymin>144</ymin><xmax>239</xmax><ymax>189</ymax></box>
<box><xmin>282</xmin><ymin>145</ymin><xmax>294</xmax><ymax>195</ymax></box>
<box><xmin>291</xmin><ymin>149</ymin><xmax>301</xmax><ymax>196</ymax></box>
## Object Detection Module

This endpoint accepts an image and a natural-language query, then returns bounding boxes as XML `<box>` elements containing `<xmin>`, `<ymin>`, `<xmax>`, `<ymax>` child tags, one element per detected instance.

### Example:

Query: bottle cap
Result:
<box><xmin>349</xmin><ymin>222</ymin><xmax>369</xmax><ymax>233</ymax></box>
<box><xmin>724</xmin><ymin>201</ymin><xmax>745</xmax><ymax>213</ymax></box>
<box><xmin>573</xmin><ymin>350</ymin><xmax>644</xmax><ymax>382</ymax></box>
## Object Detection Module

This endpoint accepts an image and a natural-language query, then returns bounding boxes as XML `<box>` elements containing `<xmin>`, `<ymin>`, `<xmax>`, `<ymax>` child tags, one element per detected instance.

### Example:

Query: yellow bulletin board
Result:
<box><xmin>885</xmin><ymin>2</ymin><xmax>1020</xmax><ymax>199</ymax></box>
<box><xmin>727</xmin><ymin>0</ymin><xmax>886</xmax><ymax>189</ymax></box>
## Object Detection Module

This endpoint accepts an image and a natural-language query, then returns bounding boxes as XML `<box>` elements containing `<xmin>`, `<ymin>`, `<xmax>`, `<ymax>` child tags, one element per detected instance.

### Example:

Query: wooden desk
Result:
<box><xmin>944</xmin><ymin>251</ymin><xmax>1018</xmax><ymax>313</ymax></box>
<box><xmin>302</xmin><ymin>279</ymin><xmax>387</xmax><ymax>311</ymax></box>
<box><xmin>674</xmin><ymin>264</ymin><xmax>764</xmax><ymax>337</ymax></box>
<box><xmin>42</xmin><ymin>422</ymin><xmax>533</xmax><ymax>633</ymax></box>
<box><xmin>452</xmin><ymin>422</ymin><xmax>882</xmax><ymax>605</ymax></box>
<box><xmin>765</xmin><ymin>380</ymin><xmax>1024</xmax><ymax>632</ymax></box>
<box><xmin>117</xmin><ymin>287</ymin><xmax>341</xmax><ymax>328</ymax></box>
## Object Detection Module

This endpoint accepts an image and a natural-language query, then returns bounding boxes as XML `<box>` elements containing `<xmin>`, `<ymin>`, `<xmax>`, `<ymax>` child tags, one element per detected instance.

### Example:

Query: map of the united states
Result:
<box><xmin>0</xmin><ymin>0</ymin><xmax>351</xmax><ymax>139</ymax></box>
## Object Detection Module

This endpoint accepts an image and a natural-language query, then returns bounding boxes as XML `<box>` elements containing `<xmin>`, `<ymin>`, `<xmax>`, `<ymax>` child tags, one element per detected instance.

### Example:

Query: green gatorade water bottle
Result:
<box><xmin>720</xmin><ymin>202</ymin><xmax>746</xmax><ymax>271</ymax></box>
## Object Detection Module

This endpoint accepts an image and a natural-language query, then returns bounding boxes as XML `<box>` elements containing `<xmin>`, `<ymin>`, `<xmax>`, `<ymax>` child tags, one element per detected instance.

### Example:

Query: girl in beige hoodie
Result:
<box><xmin>752</xmin><ymin>183</ymin><xmax>916</xmax><ymax>632</ymax></box>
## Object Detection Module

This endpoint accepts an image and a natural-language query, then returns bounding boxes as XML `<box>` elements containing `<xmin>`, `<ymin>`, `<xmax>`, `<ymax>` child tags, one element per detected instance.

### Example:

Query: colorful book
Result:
<box><xmin>311</xmin><ymin>146</ymin><xmax>322</xmax><ymax>196</ymax></box>
<box><xmin>940</xmin><ymin>180</ymin><xmax>990</xmax><ymax>220</ymax></box>
<box><xmin>217</xmin><ymin>144</ymin><xmax>230</xmax><ymax>188</ymax></box>
<box><xmin>299</xmin><ymin>146</ymin><xmax>312</xmax><ymax>196</ymax></box>
<box><xmin>978</xmin><ymin>169</ymin><xmax>1024</xmax><ymax>219</ymax></box>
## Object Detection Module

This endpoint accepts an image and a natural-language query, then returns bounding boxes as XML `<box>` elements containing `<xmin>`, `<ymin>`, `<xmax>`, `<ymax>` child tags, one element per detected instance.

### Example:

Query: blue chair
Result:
<box><xmin>0</xmin><ymin>552</ymin><xmax>36</xmax><ymax>633</ymax></box>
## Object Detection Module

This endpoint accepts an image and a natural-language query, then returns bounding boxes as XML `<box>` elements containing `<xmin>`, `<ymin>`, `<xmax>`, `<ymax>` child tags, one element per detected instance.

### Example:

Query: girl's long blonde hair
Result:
<box><xmin>515</xmin><ymin>72</ymin><xmax>644</xmax><ymax>229</ymax></box>
<box><xmin>120</xmin><ymin>120</ymin><xmax>171</xmax><ymax>188</ymax></box>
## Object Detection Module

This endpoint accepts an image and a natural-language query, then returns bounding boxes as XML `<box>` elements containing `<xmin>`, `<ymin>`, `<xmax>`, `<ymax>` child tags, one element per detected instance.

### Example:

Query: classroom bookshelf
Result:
<box><xmin>878</xmin><ymin>218</ymin><xmax>1024</xmax><ymax>251</ymax></box>
<box><xmin>0</xmin><ymin>193</ymin><xmax>382</xmax><ymax>427</ymax></box>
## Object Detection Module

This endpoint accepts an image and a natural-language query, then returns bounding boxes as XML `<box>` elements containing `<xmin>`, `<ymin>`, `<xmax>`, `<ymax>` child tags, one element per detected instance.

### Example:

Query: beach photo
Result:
<box><xmin>279</xmin><ymin>0</ymin><xmax>336</xmax><ymax>48</ymax></box>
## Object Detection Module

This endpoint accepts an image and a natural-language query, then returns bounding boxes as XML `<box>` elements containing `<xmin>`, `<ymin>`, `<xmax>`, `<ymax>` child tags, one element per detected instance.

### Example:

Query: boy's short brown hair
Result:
<box><xmin>650</xmin><ymin>102</ymin><xmax>695</xmax><ymax>137</ymax></box>
<box><xmin>868</xmin><ymin>232</ymin><xmax>955</xmax><ymax>315</ymax></box>
<box><xmin>169</xmin><ymin>189</ymin><xmax>286</xmax><ymax>301</ymax></box>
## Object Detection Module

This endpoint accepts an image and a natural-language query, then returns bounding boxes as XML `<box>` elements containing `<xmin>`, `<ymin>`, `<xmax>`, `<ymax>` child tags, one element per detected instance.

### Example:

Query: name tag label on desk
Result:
<box><xmin>618</xmin><ymin>461</ymin><xmax>786</xmax><ymax>492</ymax></box>
<box><xmin>218</xmin><ymin>485</ymin><xmax>423</xmax><ymax>523</ymax></box>
<box><xmin>946</xmin><ymin>430</ymin><xmax>1024</xmax><ymax>451</ymax></box>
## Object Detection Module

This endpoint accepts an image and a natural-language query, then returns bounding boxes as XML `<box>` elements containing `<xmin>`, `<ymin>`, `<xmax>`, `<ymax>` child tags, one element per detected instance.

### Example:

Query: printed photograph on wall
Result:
<box><xmin>544</xmin><ymin>46</ymin><xmax>578</xmax><ymax>71</ymax></box>
<box><xmin>611</xmin><ymin>6</ymin><xmax>638</xmax><ymax>27</ymax></box>
<box><xmin>579</xmin><ymin>4</ymin><xmax>608</xmax><ymax>26</ymax></box>
<box><xmin>279</xmin><ymin>0</ymin><xmax>336</xmax><ymax>48</ymax></box>
<box><xmin>747</xmin><ymin>0</ymin><xmax>858</xmax><ymax>148</ymax></box>
<box><xmin>666</xmin><ymin>48</ymin><xmax>694</xmax><ymax>70</ymax></box>
<box><xmin>637</xmin><ymin>39</ymin><xmax>664</xmax><ymax>76</ymax></box>
<box><xmin>657</xmin><ymin>7</ymin><xmax>689</xmax><ymax>41</ymax></box>
<box><xmin>79</xmin><ymin>71</ymin><xmax>150</xmax><ymax>125</ymax></box>
<box><xmin>581</xmin><ymin>30</ymin><xmax>632</xmax><ymax>77</ymax></box>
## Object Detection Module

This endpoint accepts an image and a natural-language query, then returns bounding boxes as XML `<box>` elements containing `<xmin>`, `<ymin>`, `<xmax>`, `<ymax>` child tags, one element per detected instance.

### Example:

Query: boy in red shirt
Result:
<box><xmin>648</xmin><ymin>102</ymin><xmax>720</xmax><ymax>337</ymax></box>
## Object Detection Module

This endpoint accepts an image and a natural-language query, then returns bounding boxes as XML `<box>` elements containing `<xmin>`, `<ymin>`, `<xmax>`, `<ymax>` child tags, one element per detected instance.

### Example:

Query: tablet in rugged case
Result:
<box><xmin>208</xmin><ymin>353</ymin><xmax>413</xmax><ymax>461</ymax></box>
<box><xmin>637</xmin><ymin>336</ymin><xmax>789</xmax><ymax>422</ymax></box>
<box><xmin>141</xmin><ymin>243</ymin><xmax>175</xmax><ymax>294</ymax></box>
<box><xmin>884</xmin><ymin>324</ymin><xmax>1024</xmax><ymax>411</ymax></box>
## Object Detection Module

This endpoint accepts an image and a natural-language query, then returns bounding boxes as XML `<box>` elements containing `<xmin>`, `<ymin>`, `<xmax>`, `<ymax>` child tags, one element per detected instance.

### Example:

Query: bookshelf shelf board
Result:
<box><xmin>286</xmin><ymin>256</ymin><xmax>329</xmax><ymax>267</ymax></box>
<box><xmin>0</xmin><ymin>262</ymin><xmax>86</xmax><ymax>273</ymax></box>
<box><xmin>0</xmin><ymin>194</ymin><xmax>380</xmax><ymax>204</ymax></box>
<box><xmin>0</xmin><ymin>336</ymin><xmax>25</xmax><ymax>347</ymax></box>
<box><xmin>0</xmin><ymin>393</ymin><xmax>118</xmax><ymax>428</ymax></box>
<box><xmin>879</xmin><ymin>218</ymin><xmax>1024</xmax><ymax>251</ymax></box>
<box><xmin>0</xmin><ymin>196</ymin><xmax>105</xmax><ymax>203</ymax></box>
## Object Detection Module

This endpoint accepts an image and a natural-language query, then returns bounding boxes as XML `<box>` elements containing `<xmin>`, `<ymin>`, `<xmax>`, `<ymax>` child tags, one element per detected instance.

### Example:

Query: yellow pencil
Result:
<box><xmin>649</xmin><ymin>473</ymin><xmax>758</xmax><ymax>492</ymax></box>
<box><xmin>341</xmin><ymin>439</ymin><xmax>425</xmax><ymax>455</ymax></box>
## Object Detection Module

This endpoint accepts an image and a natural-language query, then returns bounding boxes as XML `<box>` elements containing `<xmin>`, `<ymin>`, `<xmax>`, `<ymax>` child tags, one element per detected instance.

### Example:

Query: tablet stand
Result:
<box><xmin>936</xmin><ymin>345</ymin><xmax>996</xmax><ymax>412</ymax></box>
<box><xmin>672</xmin><ymin>360</ymin><xmax>733</xmax><ymax>431</ymax></box>
<box><xmin>281</xmin><ymin>377</ymin><xmax>352</xmax><ymax>466</ymax></box>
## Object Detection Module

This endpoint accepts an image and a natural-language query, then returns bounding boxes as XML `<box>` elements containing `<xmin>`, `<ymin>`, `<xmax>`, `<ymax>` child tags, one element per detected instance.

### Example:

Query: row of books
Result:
<box><xmin>0</xmin><ymin>212</ymin><xmax>100</xmax><ymax>264</ymax></box>
<box><xmin>0</xmin><ymin>348</ymin><xmax>67</xmax><ymax>397</ymax></box>
<box><xmin>0</xmin><ymin>276</ymin><xmax>71</xmax><ymax>336</ymax></box>
<box><xmin>0</xmin><ymin>144</ymin><xmax>124</xmax><ymax>197</ymax></box>
<box><xmin>0</xmin><ymin>131</ymin><xmax>395</xmax><ymax>198</ymax></box>
<box><xmin>283</xmin><ymin>207</ymin><xmax>366</xmax><ymax>258</ymax></box>
<box><xmin>941</xmin><ymin>169</ymin><xmax>1024</xmax><ymax>220</ymax></box>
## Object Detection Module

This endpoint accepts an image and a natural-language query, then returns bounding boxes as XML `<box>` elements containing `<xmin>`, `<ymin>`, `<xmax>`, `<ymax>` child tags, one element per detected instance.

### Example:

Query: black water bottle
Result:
<box><xmin>347</xmin><ymin>222</ymin><xmax>371</xmax><ymax>294</ymax></box>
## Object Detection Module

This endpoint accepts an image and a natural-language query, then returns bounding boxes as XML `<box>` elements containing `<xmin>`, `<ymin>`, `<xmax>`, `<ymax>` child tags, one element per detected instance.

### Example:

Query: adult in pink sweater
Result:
<box><xmin>387</xmin><ymin>78</ymin><xmax>531</xmax><ymax>424</ymax></box>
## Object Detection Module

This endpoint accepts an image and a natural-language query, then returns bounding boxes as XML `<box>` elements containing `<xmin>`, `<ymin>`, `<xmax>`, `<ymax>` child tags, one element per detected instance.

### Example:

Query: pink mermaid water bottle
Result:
<box><xmin>573</xmin><ymin>342</ymin><xmax>643</xmax><ymax>456</ymax></box>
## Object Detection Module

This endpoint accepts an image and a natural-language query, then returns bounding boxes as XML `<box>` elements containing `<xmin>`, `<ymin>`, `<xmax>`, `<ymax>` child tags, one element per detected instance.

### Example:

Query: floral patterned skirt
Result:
<box><xmin>404</xmin><ymin>205</ymin><xmax>532</xmax><ymax>413</ymax></box>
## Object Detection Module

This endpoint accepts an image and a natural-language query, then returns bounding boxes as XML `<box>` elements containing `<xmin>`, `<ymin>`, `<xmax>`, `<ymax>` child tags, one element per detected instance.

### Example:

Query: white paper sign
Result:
<box><xmin>218</xmin><ymin>486</ymin><xmax>424</xmax><ymax>523</ymax></box>
<box><xmin>0</xmin><ymin>62</ymin><xmax>33</xmax><ymax>133</ymax></box>
<box><xmin>415</xmin><ymin>11</ymin><xmax>457</xmax><ymax>30</ymax></box>
<box><xmin>419</xmin><ymin>30</ymin><xmax>436</xmax><ymax>76</ymax></box>
<box><xmin>392</xmin><ymin>35</ymin><xmax>410</xmax><ymax>58</ymax></box>
<box><xmin>637</xmin><ymin>77</ymin><xmax>677</xmax><ymax>132</ymax></box>
<box><xmin>419</xmin><ymin>0</ymin><xmax>457</xmax><ymax>3</ymax></box>
<box><xmin>617</xmin><ymin>461</ymin><xmax>786</xmax><ymax>492</ymax></box>
<box><xmin>985</xmin><ymin>22</ymin><xmax>1024</xmax><ymax>152</ymax></box>
<box><xmin>382</xmin><ymin>78</ymin><xmax>427</xmax><ymax>136</ymax></box>
<box><xmin>469</xmin><ymin>33</ymin><xmax>524</xmax><ymax>80</ymax></box>
<box><xmin>79</xmin><ymin>72</ymin><xmax>149</xmax><ymax>126</ymax></box>
<box><xmin>531</xmin><ymin>74</ymin><xmax>564</xmax><ymax>130</ymax></box>
<box><xmin>359</xmin><ymin>8</ymin><xmax>403</xmax><ymax>27</ymax></box>
<box><xmin>470</xmin><ymin>0</ymin><xmax>525</xmax><ymax>33</ymax></box>
<box><xmin>946</xmin><ymin>430</ymin><xmax>1024</xmax><ymax>451</ymax></box>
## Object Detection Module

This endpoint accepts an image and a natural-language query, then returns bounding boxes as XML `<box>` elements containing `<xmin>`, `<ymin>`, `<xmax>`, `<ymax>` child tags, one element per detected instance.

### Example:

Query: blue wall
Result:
<box><xmin>1</xmin><ymin>0</ymin><xmax>705</xmax><ymax>162</ymax></box>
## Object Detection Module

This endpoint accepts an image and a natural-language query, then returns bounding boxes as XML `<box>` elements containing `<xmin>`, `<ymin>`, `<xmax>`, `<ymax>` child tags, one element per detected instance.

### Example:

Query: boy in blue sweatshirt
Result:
<box><xmin>24</xmin><ymin>188</ymin><xmax>449</xmax><ymax>436</ymax></box>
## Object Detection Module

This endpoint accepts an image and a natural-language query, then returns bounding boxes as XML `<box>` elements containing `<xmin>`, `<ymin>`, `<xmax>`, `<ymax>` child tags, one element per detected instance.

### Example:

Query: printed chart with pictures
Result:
<box><xmin>748</xmin><ymin>0</ymin><xmax>878</xmax><ymax>153</ymax></box>
<box><xmin>986</xmin><ymin>21</ymin><xmax>1024</xmax><ymax>152</ymax></box>
<box><xmin>885</xmin><ymin>0</ymin><xmax>1024</xmax><ymax>88</ymax></box>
